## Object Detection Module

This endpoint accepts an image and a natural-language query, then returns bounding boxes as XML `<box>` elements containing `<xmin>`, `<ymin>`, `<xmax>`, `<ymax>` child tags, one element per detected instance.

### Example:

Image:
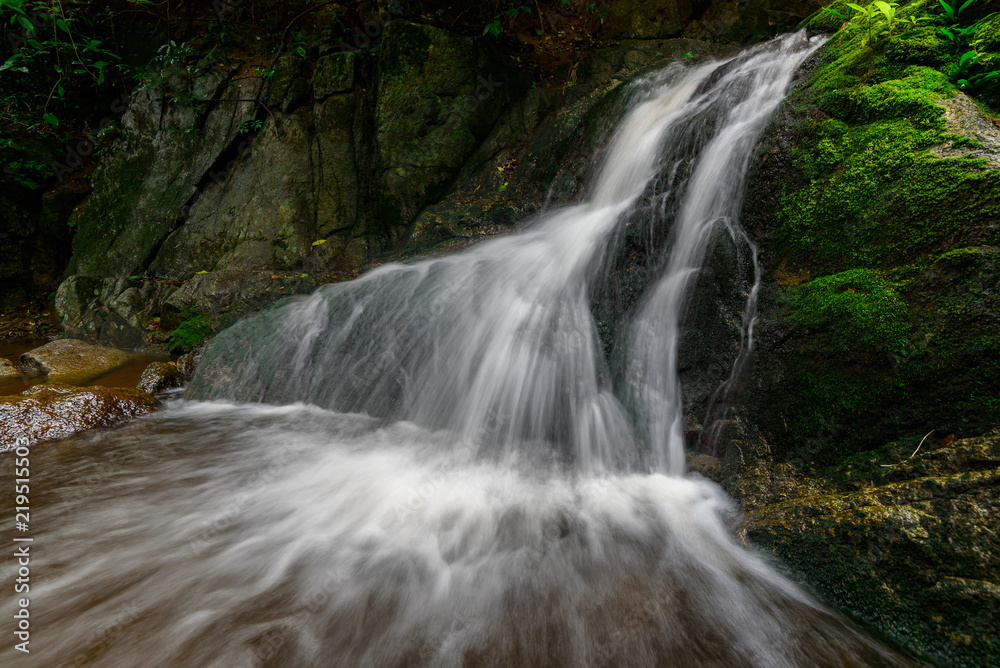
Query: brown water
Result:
<box><xmin>0</xmin><ymin>337</ymin><xmax>171</xmax><ymax>395</ymax></box>
<box><xmin>0</xmin><ymin>401</ymin><xmax>922</xmax><ymax>667</ymax></box>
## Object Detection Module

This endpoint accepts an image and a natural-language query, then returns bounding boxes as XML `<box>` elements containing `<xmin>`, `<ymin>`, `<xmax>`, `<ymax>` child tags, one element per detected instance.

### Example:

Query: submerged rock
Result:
<box><xmin>136</xmin><ymin>361</ymin><xmax>184</xmax><ymax>394</ymax></box>
<box><xmin>744</xmin><ymin>429</ymin><xmax>1000</xmax><ymax>666</ymax></box>
<box><xmin>19</xmin><ymin>339</ymin><xmax>130</xmax><ymax>384</ymax></box>
<box><xmin>0</xmin><ymin>383</ymin><xmax>159</xmax><ymax>449</ymax></box>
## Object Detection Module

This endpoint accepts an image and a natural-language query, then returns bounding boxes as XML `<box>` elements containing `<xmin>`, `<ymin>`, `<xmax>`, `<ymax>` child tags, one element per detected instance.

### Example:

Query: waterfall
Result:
<box><xmin>0</xmin><ymin>33</ymin><xmax>916</xmax><ymax>667</ymax></box>
<box><xmin>189</xmin><ymin>33</ymin><xmax>818</xmax><ymax>477</ymax></box>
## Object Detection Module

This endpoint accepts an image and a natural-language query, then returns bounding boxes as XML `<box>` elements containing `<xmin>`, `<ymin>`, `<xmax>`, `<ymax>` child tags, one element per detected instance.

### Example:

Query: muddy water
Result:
<box><xmin>0</xmin><ymin>401</ymin><xmax>920</xmax><ymax>667</ymax></box>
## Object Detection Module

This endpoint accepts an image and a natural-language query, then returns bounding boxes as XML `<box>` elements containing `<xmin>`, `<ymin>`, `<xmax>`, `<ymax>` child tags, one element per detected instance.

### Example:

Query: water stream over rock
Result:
<box><xmin>1</xmin><ymin>33</ymin><xmax>919</xmax><ymax>667</ymax></box>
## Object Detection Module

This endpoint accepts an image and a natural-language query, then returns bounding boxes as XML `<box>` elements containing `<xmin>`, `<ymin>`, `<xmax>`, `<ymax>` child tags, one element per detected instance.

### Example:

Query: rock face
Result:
<box><xmin>54</xmin><ymin>20</ymin><xmax>530</xmax><ymax>351</ymax></box>
<box><xmin>136</xmin><ymin>361</ymin><xmax>184</xmax><ymax>394</ymax></box>
<box><xmin>741</xmin><ymin>429</ymin><xmax>1000</xmax><ymax>666</ymax></box>
<box><xmin>739</xmin><ymin>11</ymin><xmax>1000</xmax><ymax>464</ymax></box>
<box><xmin>69</xmin><ymin>58</ymin><xmax>262</xmax><ymax>278</ymax></box>
<box><xmin>19</xmin><ymin>339</ymin><xmax>130</xmax><ymax>384</ymax></box>
<box><xmin>0</xmin><ymin>383</ymin><xmax>159</xmax><ymax>449</ymax></box>
<box><xmin>717</xmin><ymin>8</ymin><xmax>1000</xmax><ymax>666</ymax></box>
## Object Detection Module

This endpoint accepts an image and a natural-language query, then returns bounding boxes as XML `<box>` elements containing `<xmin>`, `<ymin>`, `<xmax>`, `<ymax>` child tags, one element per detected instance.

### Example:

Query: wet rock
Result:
<box><xmin>0</xmin><ymin>383</ymin><xmax>159</xmax><ymax>449</ymax></box>
<box><xmin>136</xmin><ymin>361</ymin><xmax>184</xmax><ymax>394</ymax></box>
<box><xmin>0</xmin><ymin>358</ymin><xmax>20</xmax><ymax>379</ymax></box>
<box><xmin>176</xmin><ymin>348</ymin><xmax>203</xmax><ymax>378</ymax></box>
<box><xmin>934</xmin><ymin>91</ymin><xmax>1000</xmax><ymax>168</ymax></box>
<box><xmin>19</xmin><ymin>339</ymin><xmax>130</xmax><ymax>384</ymax></box>
<box><xmin>744</xmin><ymin>429</ymin><xmax>1000</xmax><ymax>666</ymax></box>
<box><xmin>686</xmin><ymin>452</ymin><xmax>723</xmax><ymax>482</ymax></box>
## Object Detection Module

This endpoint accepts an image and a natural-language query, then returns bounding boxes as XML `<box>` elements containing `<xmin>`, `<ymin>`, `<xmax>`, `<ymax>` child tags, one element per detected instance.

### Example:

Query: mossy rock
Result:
<box><xmin>742</xmin><ymin>2</ymin><xmax>1000</xmax><ymax>462</ymax></box>
<box><xmin>746</xmin><ymin>429</ymin><xmax>1000</xmax><ymax>666</ymax></box>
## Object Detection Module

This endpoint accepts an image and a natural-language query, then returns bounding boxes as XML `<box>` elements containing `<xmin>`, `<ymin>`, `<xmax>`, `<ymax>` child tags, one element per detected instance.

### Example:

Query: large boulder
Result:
<box><xmin>0</xmin><ymin>383</ymin><xmax>159</xmax><ymax>449</ymax></box>
<box><xmin>739</xmin><ymin>10</ymin><xmax>1000</xmax><ymax>464</ymax></box>
<box><xmin>19</xmin><ymin>339</ymin><xmax>130</xmax><ymax>384</ymax></box>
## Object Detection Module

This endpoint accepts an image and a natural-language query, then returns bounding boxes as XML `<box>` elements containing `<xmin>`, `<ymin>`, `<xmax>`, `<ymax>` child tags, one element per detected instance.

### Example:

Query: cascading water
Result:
<box><xmin>1</xmin><ymin>33</ymin><xmax>918</xmax><ymax>667</ymax></box>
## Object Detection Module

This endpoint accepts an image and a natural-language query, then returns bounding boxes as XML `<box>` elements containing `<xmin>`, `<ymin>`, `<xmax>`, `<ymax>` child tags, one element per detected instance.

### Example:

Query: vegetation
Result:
<box><xmin>754</xmin><ymin>0</ymin><xmax>1000</xmax><ymax>464</ymax></box>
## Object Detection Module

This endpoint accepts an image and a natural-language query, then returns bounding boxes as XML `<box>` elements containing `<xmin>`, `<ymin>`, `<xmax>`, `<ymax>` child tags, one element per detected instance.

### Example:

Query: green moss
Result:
<box><xmin>777</xmin><ymin>62</ymin><xmax>1000</xmax><ymax>272</ymax></box>
<box><xmin>759</xmin><ymin>1</ymin><xmax>1000</xmax><ymax>462</ymax></box>
<box><xmin>790</xmin><ymin>269</ymin><xmax>910</xmax><ymax>354</ymax></box>
<box><xmin>167</xmin><ymin>310</ymin><xmax>212</xmax><ymax>353</ymax></box>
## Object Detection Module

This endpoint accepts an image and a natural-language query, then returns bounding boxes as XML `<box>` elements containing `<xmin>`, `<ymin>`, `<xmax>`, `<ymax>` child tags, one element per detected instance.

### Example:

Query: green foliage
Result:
<box><xmin>238</xmin><ymin>118</ymin><xmax>263</xmax><ymax>135</ymax></box>
<box><xmin>0</xmin><ymin>0</ymin><xmax>124</xmax><ymax>116</ymax></box>
<box><xmin>938</xmin><ymin>0</ymin><xmax>975</xmax><ymax>23</ymax></box>
<box><xmin>482</xmin><ymin>2</ymin><xmax>533</xmax><ymax>37</ymax></box>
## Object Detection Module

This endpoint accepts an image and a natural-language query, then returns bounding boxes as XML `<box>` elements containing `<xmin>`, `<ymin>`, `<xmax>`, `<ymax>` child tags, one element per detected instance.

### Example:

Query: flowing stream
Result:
<box><xmin>1</xmin><ymin>33</ymin><xmax>917</xmax><ymax>667</ymax></box>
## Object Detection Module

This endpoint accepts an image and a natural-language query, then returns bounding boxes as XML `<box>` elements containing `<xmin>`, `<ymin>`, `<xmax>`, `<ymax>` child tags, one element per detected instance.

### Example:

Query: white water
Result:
<box><xmin>1</xmin><ymin>33</ymin><xmax>914</xmax><ymax>667</ymax></box>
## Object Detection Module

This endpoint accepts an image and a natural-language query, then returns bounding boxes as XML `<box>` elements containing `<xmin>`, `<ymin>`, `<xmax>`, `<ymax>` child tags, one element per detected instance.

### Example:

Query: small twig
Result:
<box><xmin>879</xmin><ymin>429</ymin><xmax>934</xmax><ymax>467</ymax></box>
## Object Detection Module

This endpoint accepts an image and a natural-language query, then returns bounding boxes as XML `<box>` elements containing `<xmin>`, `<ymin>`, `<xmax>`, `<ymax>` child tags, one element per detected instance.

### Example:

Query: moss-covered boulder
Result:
<box><xmin>742</xmin><ymin>0</ymin><xmax>1000</xmax><ymax>464</ymax></box>
<box><xmin>745</xmin><ymin>428</ymin><xmax>1000</xmax><ymax>666</ymax></box>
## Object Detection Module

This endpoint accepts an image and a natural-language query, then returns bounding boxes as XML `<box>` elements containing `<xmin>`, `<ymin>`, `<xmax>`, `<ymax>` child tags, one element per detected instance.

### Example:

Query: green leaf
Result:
<box><xmin>55</xmin><ymin>18</ymin><xmax>70</xmax><ymax>33</ymax></box>
<box><xmin>873</xmin><ymin>1</ymin><xmax>894</xmax><ymax>20</ymax></box>
<box><xmin>15</xmin><ymin>15</ymin><xmax>32</xmax><ymax>31</ymax></box>
<box><xmin>93</xmin><ymin>289</ymin><xmax>99</xmax><ymax>296</ymax></box>
<box><xmin>939</xmin><ymin>0</ymin><xmax>955</xmax><ymax>21</ymax></box>
<box><xmin>42</xmin><ymin>112</ymin><xmax>58</xmax><ymax>128</ymax></box>
<box><xmin>846</xmin><ymin>3</ymin><xmax>869</xmax><ymax>16</ymax></box>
